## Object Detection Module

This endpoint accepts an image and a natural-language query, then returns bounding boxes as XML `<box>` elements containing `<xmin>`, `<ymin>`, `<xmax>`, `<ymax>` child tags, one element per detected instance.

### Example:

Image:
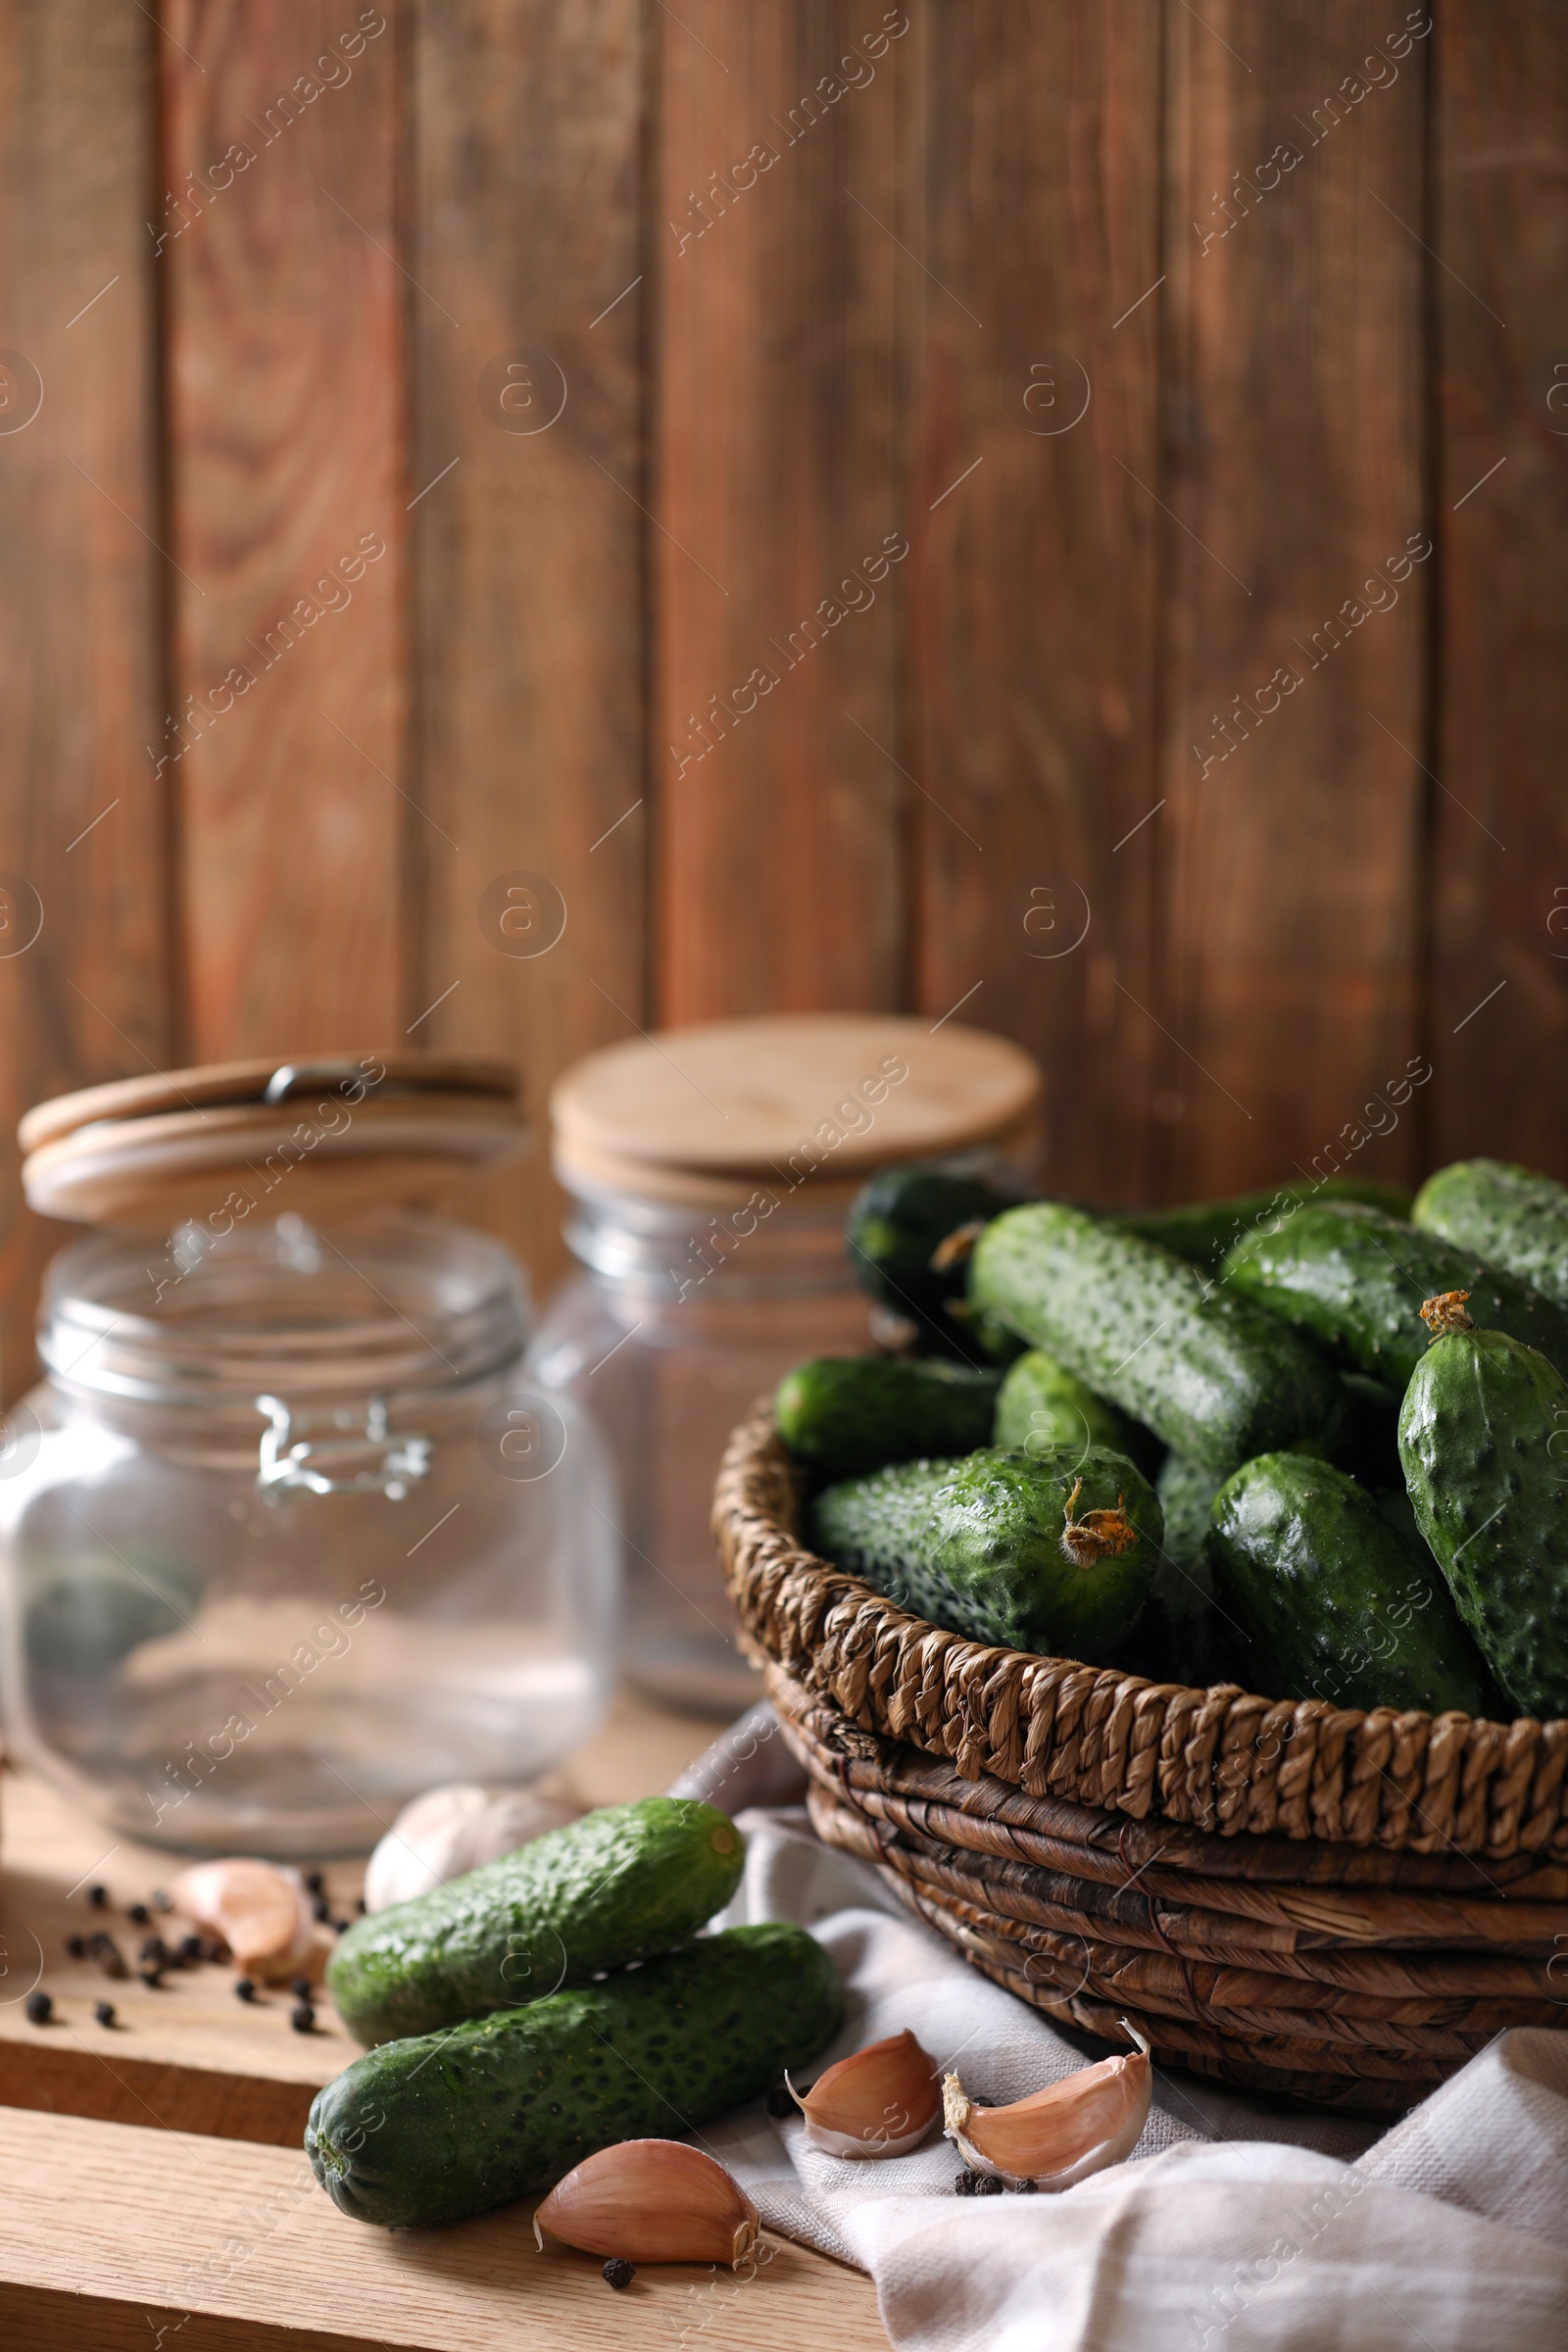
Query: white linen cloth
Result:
<box><xmin>701</xmin><ymin>1806</ymin><xmax>1568</xmax><ymax>2352</ymax></box>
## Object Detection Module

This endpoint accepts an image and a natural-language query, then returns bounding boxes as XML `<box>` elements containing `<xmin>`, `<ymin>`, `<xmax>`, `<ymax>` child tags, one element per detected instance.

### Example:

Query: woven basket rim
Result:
<box><xmin>712</xmin><ymin>1405</ymin><xmax>1568</xmax><ymax>1862</ymax></box>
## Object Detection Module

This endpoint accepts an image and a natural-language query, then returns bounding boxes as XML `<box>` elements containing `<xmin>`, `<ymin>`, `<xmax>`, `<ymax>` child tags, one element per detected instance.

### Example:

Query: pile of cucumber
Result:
<box><xmin>779</xmin><ymin>1156</ymin><xmax>1568</xmax><ymax>1724</ymax></box>
<box><xmin>307</xmin><ymin>1797</ymin><xmax>840</xmax><ymax>2228</ymax></box>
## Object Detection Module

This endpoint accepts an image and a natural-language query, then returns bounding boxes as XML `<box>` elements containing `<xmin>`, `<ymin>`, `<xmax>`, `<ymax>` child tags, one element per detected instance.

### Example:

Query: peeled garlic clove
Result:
<box><xmin>789</xmin><ymin>2029</ymin><xmax>940</xmax><ymax>2159</ymax></box>
<box><xmin>534</xmin><ymin>2139</ymin><xmax>759</xmax><ymax>2267</ymax></box>
<box><xmin>944</xmin><ymin>2021</ymin><xmax>1152</xmax><ymax>2190</ymax></box>
<box><xmin>172</xmin><ymin>1858</ymin><xmax>315</xmax><ymax>1980</ymax></box>
<box><xmin>363</xmin><ymin>1784</ymin><xmax>579</xmax><ymax>1912</ymax></box>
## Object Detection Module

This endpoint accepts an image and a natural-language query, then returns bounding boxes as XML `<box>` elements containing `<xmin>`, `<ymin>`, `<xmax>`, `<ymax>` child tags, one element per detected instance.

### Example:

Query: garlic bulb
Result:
<box><xmin>944</xmin><ymin>2023</ymin><xmax>1152</xmax><ymax>2189</ymax></box>
<box><xmin>363</xmin><ymin>1784</ymin><xmax>579</xmax><ymax>1912</ymax></box>
<box><xmin>789</xmin><ymin>2029</ymin><xmax>940</xmax><ymax>2158</ymax></box>
<box><xmin>534</xmin><ymin>2139</ymin><xmax>759</xmax><ymax>2267</ymax></box>
<box><xmin>172</xmin><ymin>1858</ymin><xmax>317</xmax><ymax>1980</ymax></box>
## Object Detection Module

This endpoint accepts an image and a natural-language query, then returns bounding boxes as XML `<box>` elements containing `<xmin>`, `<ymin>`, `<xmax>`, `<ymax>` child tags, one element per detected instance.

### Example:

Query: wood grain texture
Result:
<box><xmin>0</xmin><ymin>2</ymin><xmax>172</xmax><ymax>1398</ymax></box>
<box><xmin>1159</xmin><ymin>1</ymin><xmax>1432</xmax><ymax>1200</ymax></box>
<box><xmin>162</xmin><ymin>0</ymin><xmax>404</xmax><ymax>1058</ymax></box>
<box><xmin>909</xmin><ymin>0</ymin><xmax>1164</xmax><ymax>1205</ymax></box>
<box><xmin>655</xmin><ymin>1</ymin><xmax>912</xmax><ymax>1021</ymax></box>
<box><xmin>0</xmin><ymin>2107</ymin><xmax>887</xmax><ymax>2352</ymax></box>
<box><xmin>1427</xmin><ymin>6</ymin><xmax>1568</xmax><ymax>1173</ymax></box>
<box><xmin>408</xmin><ymin>0</ymin><xmax>647</xmax><ymax>1293</ymax></box>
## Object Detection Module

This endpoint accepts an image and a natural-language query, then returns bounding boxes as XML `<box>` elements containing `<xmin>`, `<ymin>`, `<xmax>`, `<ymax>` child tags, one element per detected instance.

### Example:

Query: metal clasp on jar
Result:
<box><xmin>255</xmin><ymin>1395</ymin><xmax>432</xmax><ymax>1501</ymax></box>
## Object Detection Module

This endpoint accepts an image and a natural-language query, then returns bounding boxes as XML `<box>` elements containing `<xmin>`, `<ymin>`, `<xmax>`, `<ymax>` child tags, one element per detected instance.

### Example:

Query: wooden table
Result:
<box><xmin>0</xmin><ymin>1696</ymin><xmax>889</xmax><ymax>2351</ymax></box>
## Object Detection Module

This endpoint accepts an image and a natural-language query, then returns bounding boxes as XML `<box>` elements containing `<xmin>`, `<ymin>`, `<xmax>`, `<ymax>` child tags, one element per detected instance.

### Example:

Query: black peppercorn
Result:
<box><xmin>25</xmin><ymin>1990</ymin><xmax>52</xmax><ymax>2025</ymax></box>
<box><xmin>151</xmin><ymin>1889</ymin><xmax>173</xmax><ymax>1914</ymax></box>
<box><xmin>139</xmin><ymin>1935</ymin><xmax>170</xmax><ymax>1968</ymax></box>
<box><xmin>66</xmin><ymin>1934</ymin><xmax>86</xmax><ymax>1959</ymax></box>
<box><xmin>331</xmin><ymin>1918</ymin><xmax>352</xmax><ymax>1935</ymax></box>
<box><xmin>974</xmin><ymin>2174</ymin><xmax>1004</xmax><ymax>2197</ymax></box>
<box><xmin>177</xmin><ymin>1934</ymin><xmax>204</xmax><ymax>1965</ymax></box>
<box><xmin>88</xmin><ymin>1884</ymin><xmax>109</xmax><ymax>1911</ymax></box>
<box><xmin>94</xmin><ymin>2000</ymin><xmax>116</xmax><ymax>2028</ymax></box>
<box><xmin>954</xmin><ymin>2170</ymin><xmax>977</xmax><ymax>2196</ymax></box>
<box><xmin>356</xmin><ymin>1895</ymin><xmax>368</xmax><ymax>1915</ymax></box>
<box><xmin>305</xmin><ymin>1871</ymin><xmax>325</xmax><ymax>1896</ymax></box>
<box><xmin>138</xmin><ymin>1965</ymin><xmax>164</xmax><ymax>1989</ymax></box>
<box><xmin>1010</xmin><ymin>2177</ymin><xmax>1039</xmax><ymax>2194</ymax></box>
<box><xmin>764</xmin><ymin>2082</ymin><xmax>795</xmax><ymax>2119</ymax></box>
<box><xmin>87</xmin><ymin>1933</ymin><xmax>128</xmax><ymax>1980</ymax></box>
<box><xmin>234</xmin><ymin>1977</ymin><xmax>257</xmax><ymax>2003</ymax></box>
<box><xmin>290</xmin><ymin>1977</ymin><xmax>313</xmax><ymax>2000</ymax></box>
<box><xmin>290</xmin><ymin>2002</ymin><xmax>316</xmax><ymax>2034</ymax></box>
<box><xmin>127</xmin><ymin>1902</ymin><xmax>150</xmax><ymax>1927</ymax></box>
<box><xmin>602</xmin><ymin>2259</ymin><xmax>636</xmax><ymax>2290</ymax></box>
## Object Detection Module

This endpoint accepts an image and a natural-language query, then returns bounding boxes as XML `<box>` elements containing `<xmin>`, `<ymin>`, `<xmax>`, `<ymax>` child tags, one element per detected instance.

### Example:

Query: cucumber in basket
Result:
<box><xmin>1113</xmin><ymin>1175</ymin><xmax>1412</xmax><ymax>1274</ymax></box>
<box><xmin>845</xmin><ymin>1162</ymin><xmax>1025</xmax><ymax>1346</ymax></box>
<box><xmin>309</xmin><ymin>1924</ymin><xmax>841</xmax><ymax>2228</ymax></box>
<box><xmin>1411</xmin><ymin>1157</ymin><xmax>1568</xmax><ymax>1310</ymax></box>
<box><xmin>969</xmin><ymin>1202</ymin><xmax>1344</xmax><ymax>1478</ymax></box>
<box><xmin>775</xmin><ymin>1352</ymin><xmax>1001</xmax><ymax>1479</ymax></box>
<box><xmin>994</xmin><ymin>1348</ymin><xmax>1163</xmax><ymax>1478</ymax></box>
<box><xmin>811</xmin><ymin>1443</ymin><xmax>1161</xmax><ymax>1659</ymax></box>
<box><xmin>1206</xmin><ymin>1452</ymin><xmax>1499</xmax><ymax>1718</ymax></box>
<box><xmin>1220</xmin><ymin>1201</ymin><xmax>1568</xmax><ymax>1392</ymax></box>
<box><xmin>1399</xmin><ymin>1323</ymin><xmax>1568</xmax><ymax>1719</ymax></box>
<box><xmin>327</xmin><ymin>1797</ymin><xmax>745</xmax><ymax>2045</ymax></box>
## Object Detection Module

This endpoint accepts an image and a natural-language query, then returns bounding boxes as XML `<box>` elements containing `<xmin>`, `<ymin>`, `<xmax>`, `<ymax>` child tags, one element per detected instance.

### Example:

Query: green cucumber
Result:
<box><xmin>1206</xmin><ymin>1453</ymin><xmax>1498</xmax><ymax>1717</ymax></box>
<box><xmin>327</xmin><ymin>1798</ymin><xmax>745</xmax><ymax>2046</ymax></box>
<box><xmin>845</xmin><ymin>1163</ymin><xmax>1024</xmax><ymax>1334</ymax></box>
<box><xmin>1155</xmin><ymin>1452</ymin><xmax>1221</xmax><ymax>1584</ymax></box>
<box><xmin>308</xmin><ymin>1924</ymin><xmax>840</xmax><ymax>2229</ymax></box>
<box><xmin>969</xmin><ymin>1202</ymin><xmax>1344</xmax><ymax>1478</ymax></box>
<box><xmin>775</xmin><ymin>1353</ymin><xmax>1001</xmax><ymax>1479</ymax></box>
<box><xmin>809</xmin><ymin>1455</ymin><xmax>959</xmax><ymax>1590</ymax></box>
<box><xmin>994</xmin><ymin>1349</ymin><xmax>1162</xmax><ymax>1478</ymax></box>
<box><xmin>1398</xmin><ymin>1328</ymin><xmax>1568</xmax><ymax>1718</ymax></box>
<box><xmin>1115</xmin><ymin>1177</ymin><xmax>1412</xmax><ymax>1274</ymax></box>
<box><xmin>1221</xmin><ymin>1202</ymin><xmax>1568</xmax><ymax>1392</ymax></box>
<box><xmin>1412</xmin><ymin>1158</ymin><xmax>1568</xmax><ymax>1309</ymax></box>
<box><xmin>812</xmin><ymin>1444</ymin><xmax>1159</xmax><ymax>1660</ymax></box>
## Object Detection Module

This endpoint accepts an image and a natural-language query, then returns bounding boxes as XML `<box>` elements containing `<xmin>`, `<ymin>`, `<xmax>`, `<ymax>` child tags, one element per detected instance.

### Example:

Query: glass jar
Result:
<box><xmin>527</xmin><ymin>1190</ymin><xmax>872</xmax><ymax>1715</ymax></box>
<box><xmin>0</xmin><ymin>1210</ymin><xmax>617</xmax><ymax>1857</ymax></box>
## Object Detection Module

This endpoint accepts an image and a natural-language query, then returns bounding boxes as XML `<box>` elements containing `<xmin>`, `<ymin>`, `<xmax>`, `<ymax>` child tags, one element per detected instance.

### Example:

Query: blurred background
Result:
<box><xmin>0</xmin><ymin>0</ymin><xmax>1559</xmax><ymax>1397</ymax></box>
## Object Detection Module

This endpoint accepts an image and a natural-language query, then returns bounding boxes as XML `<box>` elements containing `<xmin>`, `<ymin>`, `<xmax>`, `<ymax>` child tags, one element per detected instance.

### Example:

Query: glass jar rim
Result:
<box><xmin>37</xmin><ymin>1209</ymin><xmax>529</xmax><ymax>1407</ymax></box>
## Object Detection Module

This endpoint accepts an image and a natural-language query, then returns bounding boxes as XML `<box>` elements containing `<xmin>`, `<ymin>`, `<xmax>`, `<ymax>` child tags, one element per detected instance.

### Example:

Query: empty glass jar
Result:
<box><xmin>0</xmin><ymin>1211</ymin><xmax>617</xmax><ymax>1856</ymax></box>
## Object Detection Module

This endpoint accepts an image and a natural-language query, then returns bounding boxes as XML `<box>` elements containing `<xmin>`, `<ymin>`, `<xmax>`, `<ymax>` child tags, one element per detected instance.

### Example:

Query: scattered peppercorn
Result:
<box><xmin>1010</xmin><ymin>2178</ymin><xmax>1039</xmax><ymax>2194</ymax></box>
<box><xmin>139</xmin><ymin>1935</ymin><xmax>170</xmax><ymax>1968</ymax></box>
<box><xmin>290</xmin><ymin>2002</ymin><xmax>316</xmax><ymax>2034</ymax></box>
<box><xmin>974</xmin><ymin>2175</ymin><xmax>1004</xmax><ymax>2197</ymax></box>
<box><xmin>66</xmin><ymin>1934</ymin><xmax>86</xmax><ymax>1959</ymax></box>
<box><xmin>151</xmin><ymin>1889</ymin><xmax>173</xmax><ymax>1914</ymax></box>
<box><xmin>953</xmin><ymin>2171</ymin><xmax>977</xmax><ymax>2196</ymax></box>
<box><xmin>290</xmin><ymin>1977</ymin><xmax>313</xmax><ymax>2000</ymax></box>
<box><xmin>127</xmin><ymin>1902</ymin><xmax>150</xmax><ymax>1927</ymax></box>
<box><xmin>602</xmin><ymin>2259</ymin><xmax>636</xmax><ymax>2290</ymax></box>
<box><xmin>356</xmin><ymin>1895</ymin><xmax>368</xmax><ymax>1915</ymax></box>
<box><xmin>94</xmin><ymin>2001</ymin><xmax>117</xmax><ymax>2028</ymax></box>
<box><xmin>764</xmin><ymin>2082</ymin><xmax>795</xmax><ymax>2119</ymax></box>
<box><xmin>234</xmin><ymin>1978</ymin><xmax>257</xmax><ymax>2003</ymax></box>
<box><xmin>312</xmin><ymin>1895</ymin><xmax>331</xmax><ymax>1923</ymax></box>
<box><xmin>88</xmin><ymin>1885</ymin><xmax>108</xmax><ymax>1911</ymax></box>
<box><xmin>330</xmin><ymin>1918</ymin><xmax>352</xmax><ymax>1935</ymax></box>
<box><xmin>87</xmin><ymin>1933</ymin><xmax>128</xmax><ymax>1981</ymax></box>
<box><xmin>305</xmin><ymin>1871</ymin><xmax>325</xmax><ymax>1897</ymax></box>
<box><xmin>138</xmin><ymin>1965</ymin><xmax>164</xmax><ymax>1989</ymax></box>
<box><xmin>177</xmin><ymin>1934</ymin><xmax>204</xmax><ymax>1965</ymax></box>
<box><xmin>24</xmin><ymin>1990</ymin><xmax>52</xmax><ymax>2025</ymax></box>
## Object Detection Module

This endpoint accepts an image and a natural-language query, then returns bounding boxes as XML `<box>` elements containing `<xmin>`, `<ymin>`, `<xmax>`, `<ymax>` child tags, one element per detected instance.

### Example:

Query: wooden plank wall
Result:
<box><xmin>0</xmin><ymin>0</ymin><xmax>1562</xmax><ymax>1390</ymax></box>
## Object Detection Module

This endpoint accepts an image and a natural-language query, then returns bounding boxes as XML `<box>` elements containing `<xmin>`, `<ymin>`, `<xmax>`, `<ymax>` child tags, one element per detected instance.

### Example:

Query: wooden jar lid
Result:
<box><xmin>551</xmin><ymin>1014</ymin><xmax>1039</xmax><ymax>1210</ymax></box>
<box><xmin>20</xmin><ymin>1053</ymin><xmax>528</xmax><ymax>1231</ymax></box>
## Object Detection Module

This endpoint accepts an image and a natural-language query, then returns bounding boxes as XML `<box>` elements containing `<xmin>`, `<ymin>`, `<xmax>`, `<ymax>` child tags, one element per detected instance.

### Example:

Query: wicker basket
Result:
<box><xmin>713</xmin><ymin>1407</ymin><xmax>1568</xmax><ymax>2115</ymax></box>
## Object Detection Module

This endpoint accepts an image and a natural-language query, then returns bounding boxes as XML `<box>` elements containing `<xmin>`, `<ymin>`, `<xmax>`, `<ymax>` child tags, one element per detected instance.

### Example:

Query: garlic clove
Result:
<box><xmin>363</xmin><ymin>1783</ymin><xmax>580</xmax><ymax>1912</ymax></box>
<box><xmin>533</xmin><ymin>2139</ymin><xmax>759</xmax><ymax>2267</ymax></box>
<box><xmin>172</xmin><ymin>1858</ymin><xmax>316</xmax><ymax>1981</ymax></box>
<box><xmin>789</xmin><ymin>2029</ymin><xmax>941</xmax><ymax>2159</ymax></box>
<box><xmin>944</xmin><ymin>2021</ymin><xmax>1152</xmax><ymax>2190</ymax></box>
